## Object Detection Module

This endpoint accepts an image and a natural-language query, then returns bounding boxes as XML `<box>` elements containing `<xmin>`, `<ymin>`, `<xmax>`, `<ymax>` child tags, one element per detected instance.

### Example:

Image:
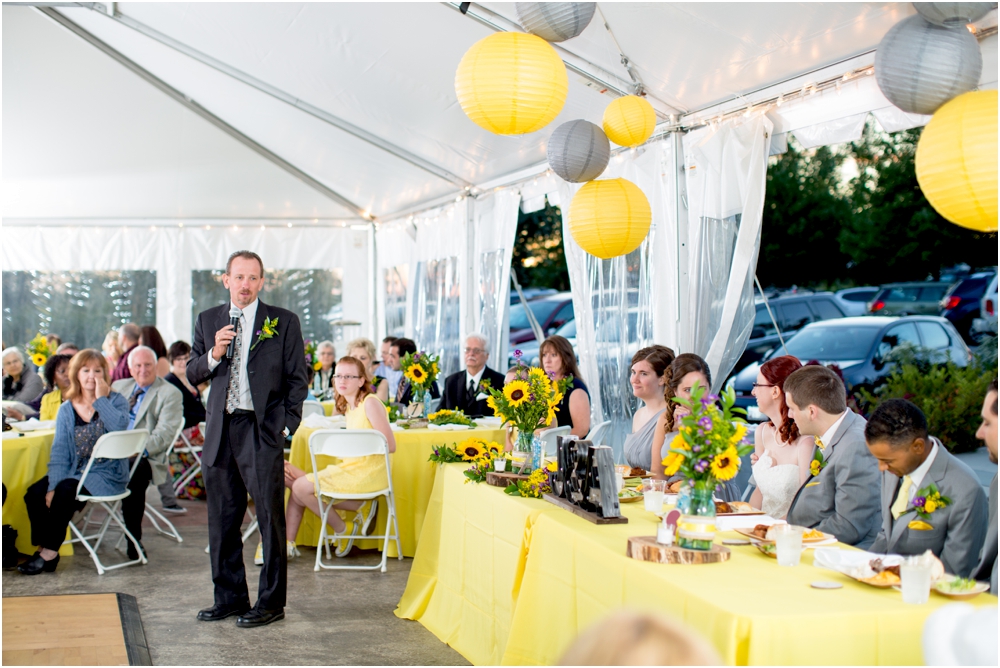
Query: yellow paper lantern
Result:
<box><xmin>569</xmin><ymin>178</ymin><xmax>651</xmax><ymax>259</ymax></box>
<box><xmin>454</xmin><ymin>32</ymin><xmax>568</xmax><ymax>135</ymax></box>
<box><xmin>916</xmin><ymin>90</ymin><xmax>998</xmax><ymax>232</ymax></box>
<box><xmin>602</xmin><ymin>95</ymin><xmax>656</xmax><ymax>147</ymax></box>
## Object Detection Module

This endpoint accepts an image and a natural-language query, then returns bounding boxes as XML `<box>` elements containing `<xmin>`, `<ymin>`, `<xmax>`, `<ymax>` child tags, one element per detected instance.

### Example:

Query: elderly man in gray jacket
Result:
<box><xmin>866</xmin><ymin>399</ymin><xmax>987</xmax><ymax>577</ymax></box>
<box><xmin>784</xmin><ymin>365</ymin><xmax>882</xmax><ymax>548</ymax></box>
<box><xmin>112</xmin><ymin>345</ymin><xmax>183</xmax><ymax>559</ymax></box>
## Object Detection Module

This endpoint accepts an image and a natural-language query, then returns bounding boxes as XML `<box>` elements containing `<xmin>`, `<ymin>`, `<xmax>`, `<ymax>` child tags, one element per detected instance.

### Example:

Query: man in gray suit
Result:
<box><xmin>867</xmin><ymin>399</ymin><xmax>987</xmax><ymax>577</ymax></box>
<box><xmin>784</xmin><ymin>365</ymin><xmax>881</xmax><ymax>548</ymax></box>
<box><xmin>973</xmin><ymin>378</ymin><xmax>997</xmax><ymax>592</ymax></box>
<box><xmin>113</xmin><ymin>346</ymin><xmax>184</xmax><ymax>559</ymax></box>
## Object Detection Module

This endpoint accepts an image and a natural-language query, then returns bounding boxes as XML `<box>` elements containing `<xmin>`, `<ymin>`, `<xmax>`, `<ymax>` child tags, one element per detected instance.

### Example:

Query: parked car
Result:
<box><xmin>510</xmin><ymin>287</ymin><xmax>557</xmax><ymax>305</ymax></box>
<box><xmin>971</xmin><ymin>273</ymin><xmax>998</xmax><ymax>342</ymax></box>
<box><xmin>867</xmin><ymin>281</ymin><xmax>952</xmax><ymax>316</ymax></box>
<box><xmin>735</xmin><ymin>292</ymin><xmax>847</xmax><ymax>373</ymax></box>
<box><xmin>512</xmin><ymin>319</ymin><xmax>576</xmax><ymax>367</ymax></box>
<box><xmin>508</xmin><ymin>292</ymin><xmax>574</xmax><ymax>345</ymax></box>
<box><xmin>833</xmin><ymin>286</ymin><xmax>879</xmax><ymax>317</ymax></box>
<box><xmin>940</xmin><ymin>270</ymin><xmax>997</xmax><ymax>343</ymax></box>
<box><xmin>729</xmin><ymin>316</ymin><xmax>971</xmax><ymax>422</ymax></box>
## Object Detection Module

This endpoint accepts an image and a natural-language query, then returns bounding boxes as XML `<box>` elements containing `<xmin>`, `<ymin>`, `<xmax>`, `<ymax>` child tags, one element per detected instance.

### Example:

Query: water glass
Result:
<box><xmin>643</xmin><ymin>479</ymin><xmax>667</xmax><ymax>513</ymax></box>
<box><xmin>614</xmin><ymin>465</ymin><xmax>629</xmax><ymax>493</ymax></box>
<box><xmin>900</xmin><ymin>556</ymin><xmax>932</xmax><ymax>604</ymax></box>
<box><xmin>771</xmin><ymin>525</ymin><xmax>803</xmax><ymax>567</ymax></box>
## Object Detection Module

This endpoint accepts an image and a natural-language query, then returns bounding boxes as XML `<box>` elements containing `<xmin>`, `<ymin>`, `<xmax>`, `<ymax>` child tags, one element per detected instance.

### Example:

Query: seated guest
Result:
<box><xmin>38</xmin><ymin>354</ymin><xmax>73</xmax><ymax>421</ymax></box>
<box><xmin>784</xmin><ymin>365</ymin><xmax>881</xmax><ymax>548</ymax></box>
<box><xmin>112</xmin><ymin>346</ymin><xmax>184</xmax><ymax>557</ymax></box>
<box><xmin>163</xmin><ymin>341</ymin><xmax>208</xmax><ymax>511</ymax></box>
<box><xmin>623</xmin><ymin>346</ymin><xmax>675</xmax><ymax>470</ymax></box>
<box><xmin>140</xmin><ymin>326</ymin><xmax>171</xmax><ymax>377</ymax></box>
<box><xmin>749</xmin><ymin>356</ymin><xmax>816</xmax><ymax>519</ymax></box>
<box><xmin>55</xmin><ymin>343</ymin><xmax>79</xmax><ymax>356</ymax></box>
<box><xmin>650</xmin><ymin>353</ymin><xmax>713</xmax><ymax>479</ymax></box>
<box><xmin>389</xmin><ymin>337</ymin><xmax>439</xmax><ymax>406</ymax></box>
<box><xmin>2</xmin><ymin>347</ymin><xmax>44</xmax><ymax>407</ymax></box>
<box><xmin>374</xmin><ymin>336</ymin><xmax>402</xmax><ymax>399</ymax></box>
<box><xmin>312</xmin><ymin>340</ymin><xmax>336</xmax><ymax>399</ymax></box>
<box><xmin>283</xmin><ymin>356</ymin><xmax>395</xmax><ymax>557</ymax></box>
<box><xmin>540</xmin><ymin>335</ymin><xmax>590</xmax><ymax>438</ymax></box>
<box><xmin>973</xmin><ymin>379</ymin><xmax>997</xmax><ymax>593</ymax></box>
<box><xmin>346</xmin><ymin>338</ymin><xmax>388</xmax><ymax>404</ymax></box>
<box><xmin>20</xmin><ymin>350</ymin><xmax>130</xmax><ymax>574</ymax></box>
<box><xmin>111</xmin><ymin>323</ymin><xmax>141</xmax><ymax>381</ymax></box>
<box><xmin>102</xmin><ymin>330</ymin><xmax>123</xmax><ymax>368</ymax></box>
<box><xmin>439</xmin><ymin>333</ymin><xmax>505</xmax><ymax>417</ymax></box>
<box><xmin>45</xmin><ymin>333</ymin><xmax>61</xmax><ymax>350</ymax></box>
<box><xmin>867</xmin><ymin>399</ymin><xmax>987</xmax><ymax>577</ymax></box>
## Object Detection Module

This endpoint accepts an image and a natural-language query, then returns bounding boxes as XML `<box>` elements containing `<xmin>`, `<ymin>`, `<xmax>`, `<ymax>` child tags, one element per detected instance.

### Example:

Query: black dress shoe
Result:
<box><xmin>18</xmin><ymin>552</ymin><xmax>59</xmax><ymax>575</ymax></box>
<box><xmin>126</xmin><ymin>540</ymin><xmax>146</xmax><ymax>561</ymax></box>
<box><xmin>236</xmin><ymin>608</ymin><xmax>285</xmax><ymax>628</ymax></box>
<box><xmin>196</xmin><ymin>602</ymin><xmax>251</xmax><ymax>622</ymax></box>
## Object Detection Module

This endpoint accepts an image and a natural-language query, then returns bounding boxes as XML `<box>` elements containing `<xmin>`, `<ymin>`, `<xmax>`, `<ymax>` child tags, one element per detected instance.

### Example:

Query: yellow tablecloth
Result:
<box><xmin>320</xmin><ymin>401</ymin><xmax>337</xmax><ymax>416</ymax></box>
<box><xmin>288</xmin><ymin>425</ymin><xmax>506</xmax><ymax>557</ymax></box>
<box><xmin>2</xmin><ymin>429</ymin><xmax>72</xmax><ymax>556</ymax></box>
<box><xmin>396</xmin><ymin>464</ymin><xmax>997</xmax><ymax>666</ymax></box>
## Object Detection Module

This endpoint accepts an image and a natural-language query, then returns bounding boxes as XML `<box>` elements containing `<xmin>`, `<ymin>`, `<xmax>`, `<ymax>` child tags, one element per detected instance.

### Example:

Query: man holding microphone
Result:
<box><xmin>188</xmin><ymin>251</ymin><xmax>308</xmax><ymax>628</ymax></box>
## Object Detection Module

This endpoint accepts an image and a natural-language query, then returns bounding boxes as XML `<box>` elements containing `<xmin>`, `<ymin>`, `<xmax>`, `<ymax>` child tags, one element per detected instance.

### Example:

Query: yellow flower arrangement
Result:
<box><xmin>399</xmin><ymin>350</ymin><xmax>441</xmax><ymax>396</ymax></box>
<box><xmin>25</xmin><ymin>333</ymin><xmax>51</xmax><ymax>368</ymax></box>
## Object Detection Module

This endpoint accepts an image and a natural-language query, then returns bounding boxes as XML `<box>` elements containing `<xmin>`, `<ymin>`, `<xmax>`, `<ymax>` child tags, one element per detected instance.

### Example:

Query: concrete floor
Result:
<box><xmin>2</xmin><ymin>492</ymin><xmax>468</xmax><ymax>666</ymax></box>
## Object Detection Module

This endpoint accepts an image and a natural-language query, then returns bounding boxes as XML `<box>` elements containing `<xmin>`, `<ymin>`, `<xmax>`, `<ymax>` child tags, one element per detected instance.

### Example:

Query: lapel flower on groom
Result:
<box><xmin>905</xmin><ymin>482</ymin><xmax>951</xmax><ymax>531</ymax></box>
<box><xmin>251</xmin><ymin>316</ymin><xmax>279</xmax><ymax>351</ymax></box>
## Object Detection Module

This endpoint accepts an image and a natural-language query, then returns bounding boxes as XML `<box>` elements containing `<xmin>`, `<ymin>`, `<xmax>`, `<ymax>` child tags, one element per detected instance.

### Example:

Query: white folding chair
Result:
<box><xmin>172</xmin><ymin>422</ymin><xmax>204</xmax><ymax>495</ymax></box>
<box><xmin>585</xmin><ymin>420</ymin><xmax>612</xmax><ymax>445</ymax></box>
<box><xmin>68</xmin><ymin>429</ymin><xmax>150</xmax><ymax>574</ymax></box>
<box><xmin>302</xmin><ymin>400</ymin><xmax>325</xmax><ymax>419</ymax></box>
<box><xmin>116</xmin><ymin>422</ymin><xmax>186</xmax><ymax>548</ymax></box>
<box><xmin>538</xmin><ymin>426</ymin><xmax>571</xmax><ymax>457</ymax></box>
<box><xmin>308</xmin><ymin>429</ymin><xmax>402</xmax><ymax>573</ymax></box>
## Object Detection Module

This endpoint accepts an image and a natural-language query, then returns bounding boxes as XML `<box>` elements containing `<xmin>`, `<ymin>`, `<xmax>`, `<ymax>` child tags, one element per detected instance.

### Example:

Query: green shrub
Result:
<box><xmin>856</xmin><ymin>345</ymin><xmax>997</xmax><ymax>454</ymax></box>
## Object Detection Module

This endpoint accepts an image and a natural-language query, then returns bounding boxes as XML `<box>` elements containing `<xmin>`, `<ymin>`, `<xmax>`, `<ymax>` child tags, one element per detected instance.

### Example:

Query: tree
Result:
<box><xmin>759</xmin><ymin>139</ymin><xmax>854</xmax><ymax>288</ymax></box>
<box><xmin>512</xmin><ymin>198</ymin><xmax>570</xmax><ymax>290</ymax></box>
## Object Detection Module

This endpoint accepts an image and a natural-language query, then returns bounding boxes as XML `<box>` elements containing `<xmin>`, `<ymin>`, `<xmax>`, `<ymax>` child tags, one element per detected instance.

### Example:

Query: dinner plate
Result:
<box><xmin>933</xmin><ymin>579</ymin><xmax>990</xmax><ymax>599</ymax></box>
<box><xmin>734</xmin><ymin>527</ymin><xmax>834</xmax><ymax>544</ymax></box>
<box><xmin>618</xmin><ymin>494</ymin><xmax>643</xmax><ymax>504</ymax></box>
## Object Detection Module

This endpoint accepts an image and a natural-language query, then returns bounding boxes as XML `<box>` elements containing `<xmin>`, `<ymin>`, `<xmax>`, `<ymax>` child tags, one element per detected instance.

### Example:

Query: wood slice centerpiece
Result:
<box><xmin>485</xmin><ymin>471</ymin><xmax>529</xmax><ymax>488</ymax></box>
<box><xmin>627</xmin><ymin>536</ymin><xmax>731</xmax><ymax>564</ymax></box>
<box><xmin>543</xmin><ymin>494</ymin><xmax>628</xmax><ymax>524</ymax></box>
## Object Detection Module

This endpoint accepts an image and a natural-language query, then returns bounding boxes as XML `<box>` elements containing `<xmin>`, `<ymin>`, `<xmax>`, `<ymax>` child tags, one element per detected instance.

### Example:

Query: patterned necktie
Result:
<box><xmin>891</xmin><ymin>475</ymin><xmax>913</xmax><ymax>520</ymax></box>
<box><xmin>128</xmin><ymin>386</ymin><xmax>145</xmax><ymax>411</ymax></box>
<box><xmin>226</xmin><ymin>317</ymin><xmax>243</xmax><ymax>414</ymax></box>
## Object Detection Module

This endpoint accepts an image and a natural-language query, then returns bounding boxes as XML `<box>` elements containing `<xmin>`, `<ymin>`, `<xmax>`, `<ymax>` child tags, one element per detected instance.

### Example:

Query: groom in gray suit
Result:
<box><xmin>866</xmin><ymin>399</ymin><xmax>987</xmax><ymax>577</ymax></box>
<box><xmin>784</xmin><ymin>365</ymin><xmax>881</xmax><ymax>548</ymax></box>
<box><xmin>972</xmin><ymin>379</ymin><xmax>997</xmax><ymax>592</ymax></box>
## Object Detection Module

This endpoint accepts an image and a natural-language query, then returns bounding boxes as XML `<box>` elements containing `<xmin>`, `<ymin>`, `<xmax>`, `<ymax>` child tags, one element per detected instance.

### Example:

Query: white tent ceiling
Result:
<box><xmin>8</xmin><ymin>2</ymin><xmax>994</xmax><ymax>224</ymax></box>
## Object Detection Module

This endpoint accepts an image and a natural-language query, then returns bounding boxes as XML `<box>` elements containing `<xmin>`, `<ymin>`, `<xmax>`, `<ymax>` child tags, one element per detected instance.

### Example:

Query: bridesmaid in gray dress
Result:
<box><xmin>623</xmin><ymin>346</ymin><xmax>675</xmax><ymax>470</ymax></box>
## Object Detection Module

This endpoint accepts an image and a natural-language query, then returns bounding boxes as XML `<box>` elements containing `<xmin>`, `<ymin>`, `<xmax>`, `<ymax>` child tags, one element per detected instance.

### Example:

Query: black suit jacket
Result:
<box><xmin>439</xmin><ymin>366</ymin><xmax>505</xmax><ymax>417</ymax></box>
<box><xmin>187</xmin><ymin>300</ymin><xmax>308</xmax><ymax>467</ymax></box>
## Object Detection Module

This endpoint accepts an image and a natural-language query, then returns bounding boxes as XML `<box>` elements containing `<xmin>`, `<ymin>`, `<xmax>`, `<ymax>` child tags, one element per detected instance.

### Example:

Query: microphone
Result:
<box><xmin>226</xmin><ymin>306</ymin><xmax>241</xmax><ymax>360</ymax></box>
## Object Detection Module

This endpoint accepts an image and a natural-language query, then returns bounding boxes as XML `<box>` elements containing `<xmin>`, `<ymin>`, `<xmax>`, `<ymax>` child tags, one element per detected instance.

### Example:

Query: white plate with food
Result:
<box><xmin>735</xmin><ymin>524</ymin><xmax>834</xmax><ymax>544</ymax></box>
<box><xmin>932</xmin><ymin>576</ymin><xmax>990</xmax><ymax>600</ymax></box>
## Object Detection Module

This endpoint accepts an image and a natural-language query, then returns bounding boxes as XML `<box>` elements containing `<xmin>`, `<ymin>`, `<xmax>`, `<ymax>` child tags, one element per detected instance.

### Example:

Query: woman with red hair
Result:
<box><xmin>749</xmin><ymin>355</ymin><xmax>816</xmax><ymax>518</ymax></box>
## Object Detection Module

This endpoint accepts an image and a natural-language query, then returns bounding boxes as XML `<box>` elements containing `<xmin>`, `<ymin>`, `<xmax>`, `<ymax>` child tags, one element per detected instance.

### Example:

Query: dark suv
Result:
<box><xmin>736</xmin><ymin>293</ymin><xmax>846</xmax><ymax>372</ymax></box>
<box><xmin>940</xmin><ymin>271</ymin><xmax>997</xmax><ymax>343</ymax></box>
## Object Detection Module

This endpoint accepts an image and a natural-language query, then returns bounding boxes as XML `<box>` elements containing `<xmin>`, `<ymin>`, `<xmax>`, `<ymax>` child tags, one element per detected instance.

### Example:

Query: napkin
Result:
<box><xmin>812</xmin><ymin>548</ymin><xmax>903</xmax><ymax>578</ymax></box>
<box><xmin>427</xmin><ymin>423</ymin><xmax>473</xmax><ymax>431</ymax></box>
<box><xmin>11</xmin><ymin>418</ymin><xmax>55</xmax><ymax>431</ymax></box>
<box><xmin>301</xmin><ymin>413</ymin><xmax>345</xmax><ymax>429</ymax></box>
<box><xmin>476</xmin><ymin>417</ymin><xmax>503</xmax><ymax>428</ymax></box>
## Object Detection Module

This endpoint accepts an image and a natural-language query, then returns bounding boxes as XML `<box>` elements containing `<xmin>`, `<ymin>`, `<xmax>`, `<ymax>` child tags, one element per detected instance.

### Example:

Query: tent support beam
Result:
<box><xmin>85</xmin><ymin>5</ymin><xmax>474</xmax><ymax>191</ymax></box>
<box><xmin>37</xmin><ymin>6</ymin><xmax>372</xmax><ymax>221</ymax></box>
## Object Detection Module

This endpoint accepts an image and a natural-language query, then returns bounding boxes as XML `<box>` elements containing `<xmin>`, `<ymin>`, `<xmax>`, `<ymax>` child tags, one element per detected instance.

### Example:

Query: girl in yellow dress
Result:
<box><xmin>283</xmin><ymin>356</ymin><xmax>396</xmax><ymax>554</ymax></box>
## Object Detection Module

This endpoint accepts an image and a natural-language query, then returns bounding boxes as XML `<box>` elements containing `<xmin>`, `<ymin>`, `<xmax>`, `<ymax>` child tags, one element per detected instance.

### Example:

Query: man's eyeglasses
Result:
<box><xmin>464</xmin><ymin>348</ymin><xmax>486</xmax><ymax>355</ymax></box>
<box><xmin>333</xmin><ymin>374</ymin><xmax>362</xmax><ymax>381</ymax></box>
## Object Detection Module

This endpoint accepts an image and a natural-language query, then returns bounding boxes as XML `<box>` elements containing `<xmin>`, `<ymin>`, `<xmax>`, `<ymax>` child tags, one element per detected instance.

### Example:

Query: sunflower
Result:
<box><xmin>31</xmin><ymin>353</ymin><xmax>47</xmax><ymax>367</ymax></box>
<box><xmin>529</xmin><ymin>367</ymin><xmax>549</xmax><ymax>384</ymax></box>
<box><xmin>405</xmin><ymin>364</ymin><xmax>427</xmax><ymax>385</ymax></box>
<box><xmin>710</xmin><ymin>446</ymin><xmax>740</xmax><ymax>481</ymax></box>
<box><xmin>545</xmin><ymin>407</ymin><xmax>557</xmax><ymax>426</ymax></box>
<box><xmin>661</xmin><ymin>434</ymin><xmax>690</xmax><ymax>477</ymax></box>
<box><xmin>730</xmin><ymin>422</ymin><xmax>748</xmax><ymax>446</ymax></box>
<box><xmin>484</xmin><ymin>441</ymin><xmax>503</xmax><ymax>457</ymax></box>
<box><xmin>548</xmin><ymin>390</ymin><xmax>563</xmax><ymax>408</ymax></box>
<box><xmin>486</xmin><ymin>395</ymin><xmax>499</xmax><ymax>415</ymax></box>
<box><xmin>503</xmin><ymin>380</ymin><xmax>531</xmax><ymax>407</ymax></box>
<box><xmin>458</xmin><ymin>439</ymin><xmax>487</xmax><ymax>461</ymax></box>
<box><xmin>312</xmin><ymin>360</ymin><xmax>323</xmax><ymax>371</ymax></box>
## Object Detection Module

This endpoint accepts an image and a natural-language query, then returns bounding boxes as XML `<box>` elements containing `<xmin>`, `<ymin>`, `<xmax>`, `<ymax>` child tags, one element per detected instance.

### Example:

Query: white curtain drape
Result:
<box><xmin>471</xmin><ymin>190</ymin><xmax>521</xmax><ymax>368</ymax></box>
<box><xmin>1</xmin><ymin>224</ymin><xmax>368</xmax><ymax>344</ymax></box>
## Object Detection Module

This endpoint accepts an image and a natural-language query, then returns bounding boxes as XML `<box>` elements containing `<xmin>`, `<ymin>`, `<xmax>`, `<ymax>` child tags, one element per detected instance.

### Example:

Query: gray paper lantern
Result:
<box><xmin>875</xmin><ymin>15</ymin><xmax>982</xmax><ymax>115</ymax></box>
<box><xmin>547</xmin><ymin>120</ymin><xmax>610</xmax><ymax>183</ymax></box>
<box><xmin>515</xmin><ymin>2</ymin><xmax>596</xmax><ymax>42</ymax></box>
<box><xmin>913</xmin><ymin>2</ymin><xmax>996</xmax><ymax>26</ymax></box>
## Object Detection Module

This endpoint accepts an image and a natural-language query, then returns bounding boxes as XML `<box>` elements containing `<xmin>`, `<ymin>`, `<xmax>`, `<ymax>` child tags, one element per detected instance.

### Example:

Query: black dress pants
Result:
<box><xmin>204</xmin><ymin>412</ymin><xmax>286</xmax><ymax>611</ymax></box>
<box><xmin>122</xmin><ymin>457</ymin><xmax>152</xmax><ymax>541</ymax></box>
<box><xmin>24</xmin><ymin>477</ymin><xmax>88</xmax><ymax>552</ymax></box>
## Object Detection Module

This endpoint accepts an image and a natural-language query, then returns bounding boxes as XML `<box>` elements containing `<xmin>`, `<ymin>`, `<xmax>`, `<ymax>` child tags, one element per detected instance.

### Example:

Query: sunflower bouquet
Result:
<box><xmin>458</xmin><ymin>438</ymin><xmax>504</xmax><ymax>484</ymax></box>
<box><xmin>504</xmin><ymin>461</ymin><xmax>558</xmax><ymax>498</ymax></box>
<box><xmin>401</xmin><ymin>351</ymin><xmax>440</xmax><ymax>394</ymax></box>
<box><xmin>428</xmin><ymin>409</ymin><xmax>477</xmax><ymax>428</ymax></box>
<box><xmin>25</xmin><ymin>333</ymin><xmax>52</xmax><ymax>368</ymax></box>
<box><xmin>303</xmin><ymin>339</ymin><xmax>321</xmax><ymax>372</ymax></box>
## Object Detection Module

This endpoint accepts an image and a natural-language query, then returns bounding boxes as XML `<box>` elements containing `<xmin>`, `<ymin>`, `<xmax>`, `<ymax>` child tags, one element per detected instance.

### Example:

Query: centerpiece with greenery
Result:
<box><xmin>428</xmin><ymin>409</ymin><xmax>477</xmax><ymax>428</ymax></box>
<box><xmin>400</xmin><ymin>350</ymin><xmax>440</xmax><ymax>418</ymax></box>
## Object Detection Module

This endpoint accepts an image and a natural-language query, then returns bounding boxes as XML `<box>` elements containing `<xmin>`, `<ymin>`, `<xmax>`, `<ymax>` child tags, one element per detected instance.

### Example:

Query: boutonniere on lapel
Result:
<box><xmin>905</xmin><ymin>483</ymin><xmax>952</xmax><ymax>530</ymax></box>
<box><xmin>250</xmin><ymin>316</ymin><xmax>279</xmax><ymax>351</ymax></box>
<box><xmin>809</xmin><ymin>448</ymin><xmax>827</xmax><ymax>477</ymax></box>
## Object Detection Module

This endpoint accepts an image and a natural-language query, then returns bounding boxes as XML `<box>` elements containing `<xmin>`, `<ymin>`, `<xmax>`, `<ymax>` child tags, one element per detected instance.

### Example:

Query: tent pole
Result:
<box><xmin>89</xmin><ymin>5</ymin><xmax>474</xmax><ymax>191</ymax></box>
<box><xmin>36</xmin><ymin>6</ymin><xmax>372</xmax><ymax>221</ymax></box>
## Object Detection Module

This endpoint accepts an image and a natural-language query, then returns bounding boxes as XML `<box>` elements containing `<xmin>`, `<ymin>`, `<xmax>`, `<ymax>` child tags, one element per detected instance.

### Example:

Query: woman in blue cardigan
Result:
<box><xmin>19</xmin><ymin>349</ymin><xmax>130</xmax><ymax>575</ymax></box>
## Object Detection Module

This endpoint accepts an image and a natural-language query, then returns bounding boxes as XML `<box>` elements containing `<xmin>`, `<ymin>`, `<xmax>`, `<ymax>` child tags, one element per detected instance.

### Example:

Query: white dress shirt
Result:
<box><xmin>465</xmin><ymin>366</ymin><xmax>486</xmax><ymax>396</ymax></box>
<box><xmin>207</xmin><ymin>299</ymin><xmax>258</xmax><ymax>411</ymax></box>
<box><xmin>904</xmin><ymin>439</ymin><xmax>939</xmax><ymax>503</ymax></box>
<box><xmin>818</xmin><ymin>410</ymin><xmax>849</xmax><ymax>451</ymax></box>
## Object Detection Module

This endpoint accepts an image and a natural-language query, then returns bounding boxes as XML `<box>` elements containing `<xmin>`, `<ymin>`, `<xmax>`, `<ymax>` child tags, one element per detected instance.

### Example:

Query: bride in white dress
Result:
<box><xmin>749</xmin><ymin>356</ymin><xmax>815</xmax><ymax>518</ymax></box>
